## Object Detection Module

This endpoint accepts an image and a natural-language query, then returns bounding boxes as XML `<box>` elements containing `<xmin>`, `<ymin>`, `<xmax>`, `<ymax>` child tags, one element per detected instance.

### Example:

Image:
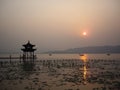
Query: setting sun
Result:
<box><xmin>83</xmin><ymin>32</ymin><xmax>87</xmax><ymax>36</ymax></box>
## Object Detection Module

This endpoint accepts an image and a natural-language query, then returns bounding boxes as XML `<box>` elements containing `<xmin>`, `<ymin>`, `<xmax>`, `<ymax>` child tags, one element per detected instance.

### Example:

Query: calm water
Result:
<box><xmin>0</xmin><ymin>53</ymin><xmax>120</xmax><ymax>90</ymax></box>
<box><xmin>0</xmin><ymin>53</ymin><xmax>120</xmax><ymax>61</ymax></box>
<box><xmin>37</xmin><ymin>53</ymin><xmax>120</xmax><ymax>60</ymax></box>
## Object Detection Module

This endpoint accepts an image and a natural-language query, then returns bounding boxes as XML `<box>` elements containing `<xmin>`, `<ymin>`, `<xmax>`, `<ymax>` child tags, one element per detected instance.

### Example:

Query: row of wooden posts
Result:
<box><xmin>0</xmin><ymin>54</ymin><xmax>37</xmax><ymax>63</ymax></box>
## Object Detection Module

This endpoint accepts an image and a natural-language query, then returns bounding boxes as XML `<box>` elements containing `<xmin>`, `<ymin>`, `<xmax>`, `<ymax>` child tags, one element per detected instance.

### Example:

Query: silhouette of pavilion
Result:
<box><xmin>21</xmin><ymin>41</ymin><xmax>36</xmax><ymax>62</ymax></box>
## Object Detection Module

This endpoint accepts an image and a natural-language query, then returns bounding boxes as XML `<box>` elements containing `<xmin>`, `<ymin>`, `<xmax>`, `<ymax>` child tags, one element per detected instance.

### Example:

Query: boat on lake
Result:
<box><xmin>79</xmin><ymin>53</ymin><xmax>84</xmax><ymax>56</ymax></box>
<box><xmin>106</xmin><ymin>53</ymin><xmax>110</xmax><ymax>56</ymax></box>
<box><xmin>49</xmin><ymin>53</ymin><xmax>52</xmax><ymax>56</ymax></box>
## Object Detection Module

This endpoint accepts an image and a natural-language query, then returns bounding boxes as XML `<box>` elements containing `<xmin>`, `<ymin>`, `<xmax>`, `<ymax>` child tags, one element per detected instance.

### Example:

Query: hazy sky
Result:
<box><xmin>0</xmin><ymin>0</ymin><xmax>120</xmax><ymax>52</ymax></box>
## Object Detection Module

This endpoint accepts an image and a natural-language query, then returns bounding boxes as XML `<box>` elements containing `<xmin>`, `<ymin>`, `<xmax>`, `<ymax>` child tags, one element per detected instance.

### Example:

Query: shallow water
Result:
<box><xmin>0</xmin><ymin>53</ymin><xmax>120</xmax><ymax>61</ymax></box>
<box><xmin>0</xmin><ymin>57</ymin><xmax>120</xmax><ymax>90</ymax></box>
<box><xmin>0</xmin><ymin>54</ymin><xmax>120</xmax><ymax>90</ymax></box>
<box><xmin>37</xmin><ymin>53</ymin><xmax>120</xmax><ymax>60</ymax></box>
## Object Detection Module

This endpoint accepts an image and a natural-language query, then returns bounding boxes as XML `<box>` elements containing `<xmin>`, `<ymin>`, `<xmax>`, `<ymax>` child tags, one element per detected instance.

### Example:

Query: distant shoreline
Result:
<box><xmin>0</xmin><ymin>45</ymin><xmax>120</xmax><ymax>54</ymax></box>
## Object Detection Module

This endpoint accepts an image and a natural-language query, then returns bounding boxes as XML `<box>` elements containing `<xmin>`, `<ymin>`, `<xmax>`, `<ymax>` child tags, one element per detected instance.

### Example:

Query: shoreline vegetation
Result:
<box><xmin>0</xmin><ymin>59</ymin><xmax>120</xmax><ymax>90</ymax></box>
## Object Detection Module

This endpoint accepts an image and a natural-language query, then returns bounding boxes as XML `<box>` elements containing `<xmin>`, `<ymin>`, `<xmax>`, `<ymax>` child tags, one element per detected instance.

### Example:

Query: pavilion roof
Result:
<box><xmin>23</xmin><ymin>41</ymin><xmax>35</xmax><ymax>47</ymax></box>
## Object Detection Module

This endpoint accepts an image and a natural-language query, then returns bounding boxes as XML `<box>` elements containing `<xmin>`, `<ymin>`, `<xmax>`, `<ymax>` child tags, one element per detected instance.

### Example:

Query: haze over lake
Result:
<box><xmin>0</xmin><ymin>0</ymin><xmax>120</xmax><ymax>53</ymax></box>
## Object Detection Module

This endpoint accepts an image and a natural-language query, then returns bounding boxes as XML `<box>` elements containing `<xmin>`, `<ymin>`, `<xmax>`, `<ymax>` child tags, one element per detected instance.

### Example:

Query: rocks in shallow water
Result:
<box><xmin>0</xmin><ymin>59</ymin><xmax>120</xmax><ymax>90</ymax></box>
<box><xmin>19</xmin><ymin>80</ymin><xmax>22</xmax><ymax>84</ymax></box>
<box><xmin>38</xmin><ymin>87</ymin><xmax>42</xmax><ymax>90</ymax></box>
<box><xmin>24</xmin><ymin>86</ymin><xmax>29</xmax><ymax>89</ymax></box>
<box><xmin>32</xmin><ymin>77</ymin><xmax>39</xmax><ymax>83</ymax></box>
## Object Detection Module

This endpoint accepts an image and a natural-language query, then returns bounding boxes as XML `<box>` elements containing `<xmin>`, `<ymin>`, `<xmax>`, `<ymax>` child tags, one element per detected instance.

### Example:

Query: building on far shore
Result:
<box><xmin>21</xmin><ymin>41</ymin><xmax>36</xmax><ymax>62</ymax></box>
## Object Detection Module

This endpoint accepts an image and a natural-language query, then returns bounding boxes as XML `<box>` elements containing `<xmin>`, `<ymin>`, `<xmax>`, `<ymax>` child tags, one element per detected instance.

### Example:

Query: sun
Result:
<box><xmin>83</xmin><ymin>32</ymin><xmax>87</xmax><ymax>36</ymax></box>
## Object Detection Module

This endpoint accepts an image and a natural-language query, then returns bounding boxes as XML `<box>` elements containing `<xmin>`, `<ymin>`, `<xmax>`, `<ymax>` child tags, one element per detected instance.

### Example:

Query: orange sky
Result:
<box><xmin>0</xmin><ymin>0</ymin><xmax>120</xmax><ymax>52</ymax></box>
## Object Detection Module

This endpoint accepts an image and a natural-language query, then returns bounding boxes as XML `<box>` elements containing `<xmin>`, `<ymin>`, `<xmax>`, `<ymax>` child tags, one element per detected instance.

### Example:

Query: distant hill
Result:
<box><xmin>45</xmin><ymin>45</ymin><xmax>120</xmax><ymax>54</ymax></box>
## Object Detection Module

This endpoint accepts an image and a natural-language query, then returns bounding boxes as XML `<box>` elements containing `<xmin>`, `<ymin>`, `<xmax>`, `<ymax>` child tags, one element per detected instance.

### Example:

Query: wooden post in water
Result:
<box><xmin>10</xmin><ymin>54</ymin><xmax>11</xmax><ymax>63</ymax></box>
<box><xmin>20</xmin><ymin>54</ymin><xmax>21</xmax><ymax>63</ymax></box>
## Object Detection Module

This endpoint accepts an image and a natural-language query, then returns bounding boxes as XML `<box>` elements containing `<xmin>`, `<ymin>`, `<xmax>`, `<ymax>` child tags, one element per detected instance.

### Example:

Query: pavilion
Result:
<box><xmin>21</xmin><ymin>41</ymin><xmax>36</xmax><ymax>62</ymax></box>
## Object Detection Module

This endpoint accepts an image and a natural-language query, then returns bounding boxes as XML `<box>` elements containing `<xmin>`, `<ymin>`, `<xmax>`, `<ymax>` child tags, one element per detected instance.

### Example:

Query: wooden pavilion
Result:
<box><xmin>21</xmin><ymin>41</ymin><xmax>36</xmax><ymax>62</ymax></box>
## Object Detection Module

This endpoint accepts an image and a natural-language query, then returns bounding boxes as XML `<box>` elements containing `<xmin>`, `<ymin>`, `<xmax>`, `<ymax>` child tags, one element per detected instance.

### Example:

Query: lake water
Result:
<box><xmin>0</xmin><ymin>53</ymin><xmax>120</xmax><ymax>61</ymax></box>
<box><xmin>0</xmin><ymin>53</ymin><xmax>120</xmax><ymax>90</ymax></box>
<box><xmin>37</xmin><ymin>53</ymin><xmax>120</xmax><ymax>60</ymax></box>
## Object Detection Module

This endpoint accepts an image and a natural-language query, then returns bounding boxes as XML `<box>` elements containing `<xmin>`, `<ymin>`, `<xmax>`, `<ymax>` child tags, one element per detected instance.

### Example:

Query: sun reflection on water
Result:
<box><xmin>83</xmin><ymin>65</ymin><xmax>87</xmax><ymax>80</ymax></box>
<box><xmin>80</xmin><ymin>54</ymin><xmax>87</xmax><ymax>84</ymax></box>
<box><xmin>80</xmin><ymin>54</ymin><xmax>87</xmax><ymax>62</ymax></box>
